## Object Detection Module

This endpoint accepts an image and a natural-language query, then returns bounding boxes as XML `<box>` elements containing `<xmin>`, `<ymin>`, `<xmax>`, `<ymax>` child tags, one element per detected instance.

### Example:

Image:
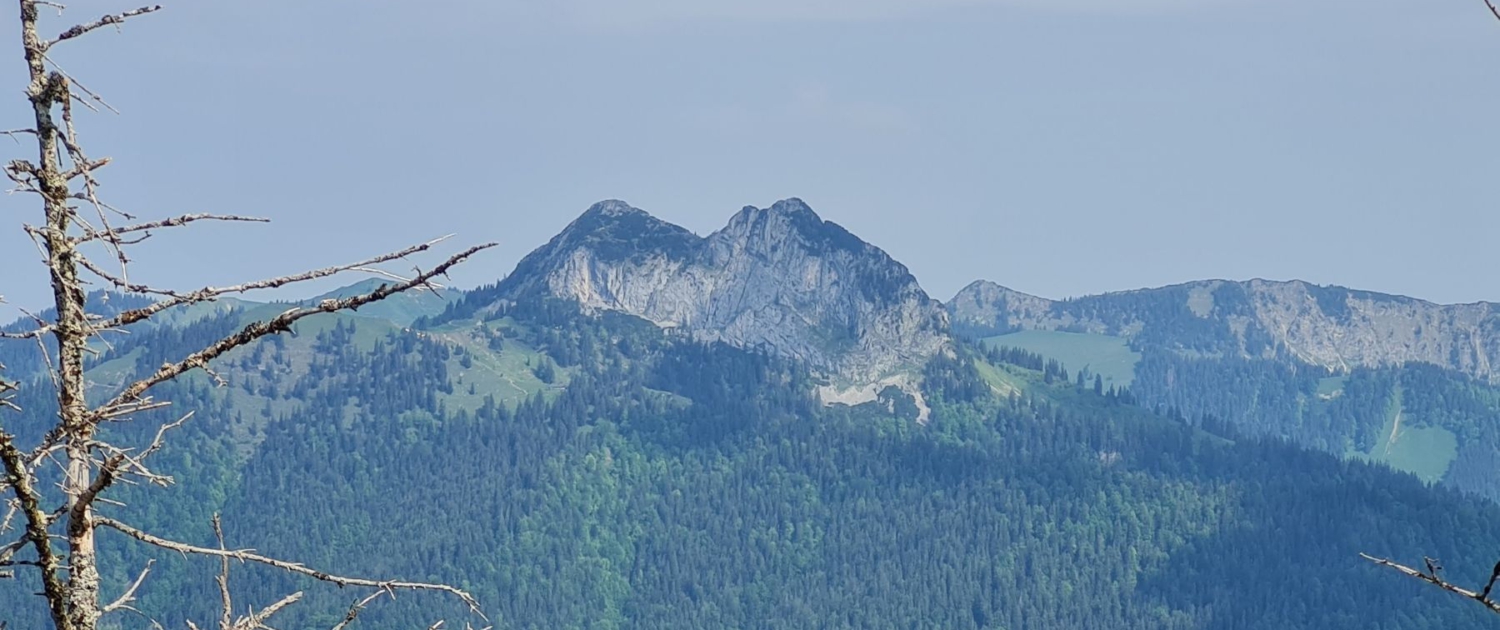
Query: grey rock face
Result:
<box><xmin>950</xmin><ymin>278</ymin><xmax>1500</xmax><ymax>382</ymax></box>
<box><xmin>499</xmin><ymin>199</ymin><xmax>950</xmax><ymax>384</ymax></box>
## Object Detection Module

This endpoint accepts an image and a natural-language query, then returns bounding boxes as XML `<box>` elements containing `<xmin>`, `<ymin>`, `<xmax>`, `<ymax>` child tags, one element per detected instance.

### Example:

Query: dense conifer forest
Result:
<box><xmin>4</xmin><ymin>297</ymin><xmax>1498</xmax><ymax>628</ymax></box>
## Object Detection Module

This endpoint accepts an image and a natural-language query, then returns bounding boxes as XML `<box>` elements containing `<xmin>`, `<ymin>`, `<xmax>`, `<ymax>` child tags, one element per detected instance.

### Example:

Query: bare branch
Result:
<box><xmin>0</xmin><ymin>128</ymin><xmax>37</xmax><ymax>143</ymax></box>
<box><xmin>0</xmin><ymin>529</ymin><xmax>29</xmax><ymax>565</ymax></box>
<box><xmin>330</xmin><ymin>589</ymin><xmax>391</xmax><ymax>630</ymax></box>
<box><xmin>43</xmin><ymin>51</ymin><xmax>116</xmax><ymax>114</ymax></box>
<box><xmin>50</xmin><ymin>5</ymin><xmax>162</xmax><ymax>48</ymax></box>
<box><xmin>60</xmin><ymin>156</ymin><xmax>108</xmax><ymax>183</ymax></box>
<box><xmin>1484</xmin><ymin>560</ymin><xmax>1500</xmax><ymax>601</ymax></box>
<box><xmin>100</xmin><ymin>235</ymin><xmax>466</xmax><ymax>332</ymax></box>
<box><xmin>1485</xmin><ymin>0</ymin><xmax>1500</xmax><ymax>24</ymax></box>
<box><xmin>77</xmin><ymin>254</ymin><xmax>177</xmax><ymax>297</ymax></box>
<box><xmin>94</xmin><ymin>517</ymin><xmax>486</xmax><ymax>618</ymax></box>
<box><xmin>77</xmin><ymin>212</ymin><xmax>271</xmax><ymax>244</ymax></box>
<box><xmin>0</xmin><ymin>324</ymin><xmax>51</xmax><ymax>340</ymax></box>
<box><xmin>138</xmin><ymin>411</ymin><xmax>193</xmax><ymax>463</ymax></box>
<box><xmin>1</xmin><ymin>495</ymin><xmax>18</xmax><ymax>534</ymax></box>
<box><xmin>235</xmin><ymin>592</ymin><xmax>303</xmax><ymax>629</ymax></box>
<box><xmin>101</xmin><ymin>559</ymin><xmax>154</xmax><ymax>614</ymax></box>
<box><xmin>0</xmin><ymin>373</ymin><xmax>17</xmax><ymax>412</ymax></box>
<box><xmin>0</xmin><ymin>299</ymin><xmax>57</xmax><ymax>341</ymax></box>
<box><xmin>0</xmin><ymin>429</ymin><xmax>68</xmax><ymax>627</ymax></box>
<box><xmin>71</xmin><ymin>452</ymin><xmax>122</xmax><ymax>523</ymax></box>
<box><xmin>71</xmin><ymin>412</ymin><xmax>191</xmax><ymax>521</ymax></box>
<box><xmin>93</xmin><ymin>243</ymin><xmax>495</xmax><ymax>422</ymax></box>
<box><xmin>1361</xmin><ymin>553</ymin><xmax>1500</xmax><ymax>614</ymax></box>
<box><xmin>214</xmin><ymin>515</ymin><xmax>232</xmax><ymax>630</ymax></box>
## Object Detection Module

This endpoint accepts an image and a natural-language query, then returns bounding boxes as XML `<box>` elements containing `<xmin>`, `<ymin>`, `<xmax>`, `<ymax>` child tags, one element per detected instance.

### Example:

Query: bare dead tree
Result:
<box><xmin>0</xmin><ymin>2</ymin><xmax>495</xmax><ymax>628</ymax></box>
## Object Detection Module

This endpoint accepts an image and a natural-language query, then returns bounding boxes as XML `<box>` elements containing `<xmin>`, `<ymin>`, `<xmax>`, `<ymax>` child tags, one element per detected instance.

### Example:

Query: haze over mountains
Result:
<box><xmin>462</xmin><ymin>198</ymin><xmax>1500</xmax><ymax>500</ymax></box>
<box><xmin>450</xmin><ymin>197</ymin><xmax>1500</xmax><ymax>391</ymax></box>
<box><xmin>5</xmin><ymin>198</ymin><xmax>1500</xmax><ymax>628</ymax></box>
<box><xmin>951</xmin><ymin>278</ymin><xmax>1500</xmax><ymax>382</ymax></box>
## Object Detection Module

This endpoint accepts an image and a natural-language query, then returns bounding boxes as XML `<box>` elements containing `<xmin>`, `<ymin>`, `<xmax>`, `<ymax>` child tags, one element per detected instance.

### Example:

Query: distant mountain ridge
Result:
<box><xmin>950</xmin><ymin>278</ymin><xmax>1500</xmax><ymax>382</ymax></box>
<box><xmin>303</xmin><ymin>278</ymin><xmax>462</xmax><ymax>326</ymax></box>
<box><xmin>477</xmin><ymin>198</ymin><xmax>950</xmax><ymax>386</ymax></box>
<box><xmin>9</xmin><ymin>203</ymin><xmax>1500</xmax><ymax>627</ymax></box>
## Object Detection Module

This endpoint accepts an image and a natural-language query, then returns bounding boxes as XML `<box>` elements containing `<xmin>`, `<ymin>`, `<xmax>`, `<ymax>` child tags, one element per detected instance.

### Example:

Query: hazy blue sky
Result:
<box><xmin>3</xmin><ymin>0</ymin><xmax>1499</xmax><ymax>318</ymax></box>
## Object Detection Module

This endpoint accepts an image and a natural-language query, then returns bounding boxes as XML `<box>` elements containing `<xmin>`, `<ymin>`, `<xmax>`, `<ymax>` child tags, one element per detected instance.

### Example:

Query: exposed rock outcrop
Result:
<box><xmin>949</xmin><ymin>279</ymin><xmax>1500</xmax><ymax>382</ymax></box>
<box><xmin>498</xmin><ymin>199</ymin><xmax>950</xmax><ymax>385</ymax></box>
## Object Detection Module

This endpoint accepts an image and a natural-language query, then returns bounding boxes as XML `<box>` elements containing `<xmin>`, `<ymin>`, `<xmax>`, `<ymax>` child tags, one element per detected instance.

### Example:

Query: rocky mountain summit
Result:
<box><xmin>493</xmin><ymin>199</ymin><xmax>950</xmax><ymax>386</ymax></box>
<box><xmin>950</xmin><ymin>278</ymin><xmax>1500</xmax><ymax>382</ymax></box>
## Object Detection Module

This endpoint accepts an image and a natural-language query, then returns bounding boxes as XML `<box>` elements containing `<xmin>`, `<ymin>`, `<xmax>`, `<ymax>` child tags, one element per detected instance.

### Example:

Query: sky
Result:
<box><xmin>2</xmin><ymin>0</ymin><xmax>1500</xmax><ymax>319</ymax></box>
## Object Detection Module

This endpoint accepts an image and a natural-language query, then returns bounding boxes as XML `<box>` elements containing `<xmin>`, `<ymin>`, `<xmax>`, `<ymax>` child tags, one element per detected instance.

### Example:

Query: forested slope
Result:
<box><xmin>4</xmin><ymin>297</ymin><xmax>1498</xmax><ymax>628</ymax></box>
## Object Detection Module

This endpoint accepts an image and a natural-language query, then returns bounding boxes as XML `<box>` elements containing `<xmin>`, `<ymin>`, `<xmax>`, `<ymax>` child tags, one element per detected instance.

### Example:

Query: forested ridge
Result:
<box><xmin>958</xmin><ymin>283</ymin><xmax>1500</xmax><ymax>504</ymax></box>
<box><xmin>2</xmin><ymin>294</ymin><xmax>1499</xmax><ymax>628</ymax></box>
<box><xmin>1129</xmin><ymin>348</ymin><xmax>1500</xmax><ymax>502</ymax></box>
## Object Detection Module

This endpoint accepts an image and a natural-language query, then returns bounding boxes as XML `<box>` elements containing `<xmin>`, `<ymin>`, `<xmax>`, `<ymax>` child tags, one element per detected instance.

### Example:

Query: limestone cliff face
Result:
<box><xmin>499</xmin><ymin>199</ymin><xmax>949</xmax><ymax>384</ymax></box>
<box><xmin>949</xmin><ymin>279</ymin><xmax>1500</xmax><ymax>381</ymax></box>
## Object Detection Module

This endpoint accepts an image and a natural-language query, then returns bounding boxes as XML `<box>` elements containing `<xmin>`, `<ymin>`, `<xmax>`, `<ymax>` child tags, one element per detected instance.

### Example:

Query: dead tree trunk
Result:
<box><xmin>0</xmin><ymin>2</ymin><xmax>494</xmax><ymax>628</ymax></box>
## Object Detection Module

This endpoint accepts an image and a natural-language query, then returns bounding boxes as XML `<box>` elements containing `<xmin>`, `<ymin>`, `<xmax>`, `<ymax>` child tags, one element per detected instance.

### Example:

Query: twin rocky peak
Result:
<box><xmin>491</xmin><ymin>198</ymin><xmax>1500</xmax><ymax>389</ymax></box>
<box><xmin>494</xmin><ymin>199</ymin><xmax>949</xmax><ymax>389</ymax></box>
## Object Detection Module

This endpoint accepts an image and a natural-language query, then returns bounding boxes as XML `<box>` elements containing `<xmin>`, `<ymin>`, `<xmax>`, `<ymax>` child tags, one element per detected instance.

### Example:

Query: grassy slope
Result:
<box><xmin>429</xmin><ymin>319</ymin><xmax>571</xmax><ymax>411</ymax></box>
<box><xmin>982</xmin><ymin>330</ymin><xmax>1142</xmax><ymax>387</ymax></box>
<box><xmin>1345</xmin><ymin>384</ymin><xmax>1458</xmax><ymax>485</ymax></box>
<box><xmin>972</xmin><ymin>359</ymin><xmax>1026</xmax><ymax>397</ymax></box>
<box><xmin>1316</xmin><ymin>375</ymin><xmax>1347</xmax><ymax>399</ymax></box>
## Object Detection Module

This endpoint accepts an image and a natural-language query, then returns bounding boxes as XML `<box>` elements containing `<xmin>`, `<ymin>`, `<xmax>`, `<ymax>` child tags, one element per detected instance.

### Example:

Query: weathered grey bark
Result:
<box><xmin>17</xmin><ymin>2</ymin><xmax>98</xmax><ymax>627</ymax></box>
<box><xmin>1361</xmin><ymin>554</ymin><xmax>1500</xmax><ymax>615</ymax></box>
<box><xmin>0</xmin><ymin>2</ymin><xmax>494</xmax><ymax>628</ymax></box>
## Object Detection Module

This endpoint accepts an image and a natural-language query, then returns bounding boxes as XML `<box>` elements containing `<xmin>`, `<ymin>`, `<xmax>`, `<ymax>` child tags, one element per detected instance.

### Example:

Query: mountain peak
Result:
<box><xmin>768</xmin><ymin>196</ymin><xmax>817</xmax><ymax>217</ymax></box>
<box><xmin>732</xmin><ymin>196</ymin><xmax>818</xmax><ymax>219</ymax></box>
<box><xmin>549</xmin><ymin>199</ymin><xmax>698</xmax><ymax>261</ymax></box>
<box><xmin>490</xmin><ymin>198</ymin><xmax>948</xmax><ymax>384</ymax></box>
<box><xmin>722</xmin><ymin>198</ymin><xmax>870</xmax><ymax>258</ymax></box>
<box><xmin>948</xmin><ymin>280</ymin><xmax>1055</xmax><ymax>336</ymax></box>
<box><xmin>581</xmin><ymin>199</ymin><xmax>648</xmax><ymax>219</ymax></box>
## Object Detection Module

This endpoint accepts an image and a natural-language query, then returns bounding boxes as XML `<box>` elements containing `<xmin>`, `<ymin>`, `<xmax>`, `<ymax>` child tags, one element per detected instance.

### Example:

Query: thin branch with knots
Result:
<box><xmin>1360</xmin><ymin>553</ymin><xmax>1500</xmax><ymax>614</ymax></box>
<box><xmin>93</xmin><ymin>517</ymin><xmax>486</xmax><ymax>618</ymax></box>
<box><xmin>89</xmin><ymin>242</ymin><xmax>496</xmax><ymax>424</ymax></box>
<box><xmin>49</xmin><ymin>5</ymin><xmax>162</xmax><ymax>48</ymax></box>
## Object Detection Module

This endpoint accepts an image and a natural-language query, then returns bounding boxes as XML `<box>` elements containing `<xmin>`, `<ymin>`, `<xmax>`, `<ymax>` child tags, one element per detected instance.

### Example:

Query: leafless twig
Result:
<box><xmin>1361</xmin><ymin>553</ymin><xmax>1500</xmax><ymax>614</ymax></box>
<box><xmin>236</xmin><ymin>592</ymin><xmax>303</xmax><ymax>629</ymax></box>
<box><xmin>100</xmin><ymin>234</ymin><xmax>465</xmax><ymax>332</ymax></box>
<box><xmin>331</xmin><ymin>589</ymin><xmax>393</xmax><ymax>630</ymax></box>
<box><xmin>49</xmin><ymin>5</ymin><xmax>161</xmax><ymax>48</ymax></box>
<box><xmin>213</xmin><ymin>515</ymin><xmax>232</xmax><ymax>630</ymax></box>
<box><xmin>77</xmin><ymin>212</ymin><xmax>270</xmax><ymax>244</ymax></box>
<box><xmin>0</xmin><ymin>429</ymin><xmax>67</xmax><ymax>624</ymax></box>
<box><xmin>94</xmin><ymin>517</ymin><xmax>486</xmax><ymax>617</ymax></box>
<box><xmin>100</xmin><ymin>559</ymin><xmax>153</xmax><ymax>614</ymax></box>
<box><xmin>91</xmin><ymin>242</ymin><xmax>494</xmax><ymax>423</ymax></box>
